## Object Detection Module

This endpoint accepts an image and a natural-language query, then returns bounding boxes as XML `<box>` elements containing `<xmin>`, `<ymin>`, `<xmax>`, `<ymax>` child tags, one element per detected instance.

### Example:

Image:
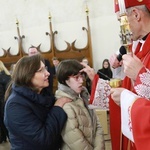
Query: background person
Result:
<box><xmin>0</xmin><ymin>61</ymin><xmax>11</xmax><ymax>143</ymax></box>
<box><xmin>97</xmin><ymin>59</ymin><xmax>113</xmax><ymax>80</ymax></box>
<box><xmin>4</xmin><ymin>54</ymin><xmax>71</xmax><ymax>150</ymax></box>
<box><xmin>52</xmin><ymin>57</ymin><xmax>60</xmax><ymax>75</ymax></box>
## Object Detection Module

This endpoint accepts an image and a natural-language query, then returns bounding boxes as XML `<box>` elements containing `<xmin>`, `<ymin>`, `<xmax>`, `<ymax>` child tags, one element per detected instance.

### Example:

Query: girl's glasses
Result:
<box><xmin>69</xmin><ymin>73</ymin><xmax>85</xmax><ymax>81</ymax></box>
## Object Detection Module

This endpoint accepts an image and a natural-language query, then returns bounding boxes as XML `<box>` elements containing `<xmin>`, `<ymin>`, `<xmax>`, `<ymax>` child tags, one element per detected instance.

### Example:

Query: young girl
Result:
<box><xmin>97</xmin><ymin>59</ymin><xmax>113</xmax><ymax>80</ymax></box>
<box><xmin>55</xmin><ymin>59</ymin><xmax>105</xmax><ymax>150</ymax></box>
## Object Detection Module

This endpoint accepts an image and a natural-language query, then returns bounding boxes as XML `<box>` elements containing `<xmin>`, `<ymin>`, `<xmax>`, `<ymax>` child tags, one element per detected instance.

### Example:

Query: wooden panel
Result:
<box><xmin>0</xmin><ymin>12</ymin><xmax>93</xmax><ymax>93</ymax></box>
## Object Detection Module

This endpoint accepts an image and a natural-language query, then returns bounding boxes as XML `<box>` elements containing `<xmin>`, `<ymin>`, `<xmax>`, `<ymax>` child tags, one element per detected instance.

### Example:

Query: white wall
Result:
<box><xmin>0</xmin><ymin>0</ymin><xmax>121</xmax><ymax>71</ymax></box>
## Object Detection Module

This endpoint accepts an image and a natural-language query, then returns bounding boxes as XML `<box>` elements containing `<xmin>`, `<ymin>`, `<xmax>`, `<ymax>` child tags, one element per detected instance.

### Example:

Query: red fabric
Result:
<box><xmin>114</xmin><ymin>0</ymin><xmax>119</xmax><ymax>12</ymax></box>
<box><xmin>109</xmin><ymin>96</ymin><xmax>121</xmax><ymax>150</ymax></box>
<box><xmin>110</xmin><ymin>90</ymin><xmax>136</xmax><ymax>150</ymax></box>
<box><xmin>124</xmin><ymin>0</ymin><xmax>150</xmax><ymax>11</ymax></box>
<box><xmin>89</xmin><ymin>74</ymin><xmax>99</xmax><ymax>104</ymax></box>
<box><xmin>110</xmin><ymin>34</ymin><xmax>150</xmax><ymax>150</ymax></box>
<box><xmin>131</xmin><ymin>98</ymin><xmax>150</xmax><ymax>150</ymax></box>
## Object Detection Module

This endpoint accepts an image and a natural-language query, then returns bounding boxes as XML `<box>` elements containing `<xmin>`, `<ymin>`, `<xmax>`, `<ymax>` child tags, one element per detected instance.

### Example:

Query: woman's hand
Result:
<box><xmin>54</xmin><ymin>97</ymin><xmax>72</xmax><ymax>107</ymax></box>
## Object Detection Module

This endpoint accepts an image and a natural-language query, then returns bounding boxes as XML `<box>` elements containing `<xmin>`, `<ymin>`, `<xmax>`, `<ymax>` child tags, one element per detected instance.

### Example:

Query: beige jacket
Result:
<box><xmin>55</xmin><ymin>84</ymin><xmax>105</xmax><ymax>150</ymax></box>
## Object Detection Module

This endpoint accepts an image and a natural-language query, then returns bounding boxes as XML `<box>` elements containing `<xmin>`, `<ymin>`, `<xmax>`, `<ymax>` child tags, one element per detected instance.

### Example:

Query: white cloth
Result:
<box><xmin>120</xmin><ymin>89</ymin><xmax>139</xmax><ymax>142</ymax></box>
<box><xmin>92</xmin><ymin>79</ymin><xmax>111</xmax><ymax>109</ymax></box>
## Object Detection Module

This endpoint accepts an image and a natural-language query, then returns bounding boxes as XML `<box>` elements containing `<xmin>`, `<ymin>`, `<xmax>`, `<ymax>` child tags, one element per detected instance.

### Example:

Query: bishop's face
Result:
<box><xmin>126</xmin><ymin>7</ymin><xmax>143</xmax><ymax>41</ymax></box>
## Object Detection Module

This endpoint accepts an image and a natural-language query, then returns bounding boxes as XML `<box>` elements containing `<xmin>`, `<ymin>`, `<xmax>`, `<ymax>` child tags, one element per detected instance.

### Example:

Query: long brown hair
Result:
<box><xmin>5</xmin><ymin>54</ymin><xmax>44</xmax><ymax>100</ymax></box>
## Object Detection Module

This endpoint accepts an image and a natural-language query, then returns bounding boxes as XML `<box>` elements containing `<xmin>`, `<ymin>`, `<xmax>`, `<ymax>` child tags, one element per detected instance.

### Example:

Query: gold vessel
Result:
<box><xmin>109</xmin><ymin>78</ymin><xmax>122</xmax><ymax>88</ymax></box>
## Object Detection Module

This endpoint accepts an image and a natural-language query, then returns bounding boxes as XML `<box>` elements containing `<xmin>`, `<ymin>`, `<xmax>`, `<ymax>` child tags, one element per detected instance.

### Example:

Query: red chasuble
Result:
<box><xmin>131</xmin><ymin>98</ymin><xmax>150</xmax><ymax>150</ymax></box>
<box><xmin>110</xmin><ymin>34</ymin><xmax>150</xmax><ymax>150</ymax></box>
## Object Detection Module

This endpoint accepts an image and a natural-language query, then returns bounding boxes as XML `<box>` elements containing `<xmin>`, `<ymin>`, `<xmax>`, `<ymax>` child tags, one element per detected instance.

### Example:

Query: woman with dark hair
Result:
<box><xmin>4</xmin><ymin>54</ymin><xmax>71</xmax><ymax>150</ymax></box>
<box><xmin>0</xmin><ymin>61</ymin><xmax>11</xmax><ymax>143</ymax></box>
<box><xmin>97</xmin><ymin>59</ymin><xmax>113</xmax><ymax>80</ymax></box>
<box><xmin>55</xmin><ymin>59</ymin><xmax>105</xmax><ymax>150</ymax></box>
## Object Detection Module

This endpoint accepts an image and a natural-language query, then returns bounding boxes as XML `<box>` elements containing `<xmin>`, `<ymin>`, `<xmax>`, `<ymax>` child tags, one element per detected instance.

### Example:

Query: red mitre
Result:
<box><xmin>124</xmin><ymin>0</ymin><xmax>150</xmax><ymax>10</ymax></box>
<box><xmin>114</xmin><ymin>0</ymin><xmax>120</xmax><ymax>12</ymax></box>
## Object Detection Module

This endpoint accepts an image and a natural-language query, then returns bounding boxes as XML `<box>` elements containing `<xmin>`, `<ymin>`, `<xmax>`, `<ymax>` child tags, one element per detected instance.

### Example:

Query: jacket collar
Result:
<box><xmin>12</xmin><ymin>84</ymin><xmax>55</xmax><ymax>107</ymax></box>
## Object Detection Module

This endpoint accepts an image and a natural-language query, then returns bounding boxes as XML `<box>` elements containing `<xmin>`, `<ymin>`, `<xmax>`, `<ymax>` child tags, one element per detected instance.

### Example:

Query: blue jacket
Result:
<box><xmin>4</xmin><ymin>84</ymin><xmax>67</xmax><ymax>150</ymax></box>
